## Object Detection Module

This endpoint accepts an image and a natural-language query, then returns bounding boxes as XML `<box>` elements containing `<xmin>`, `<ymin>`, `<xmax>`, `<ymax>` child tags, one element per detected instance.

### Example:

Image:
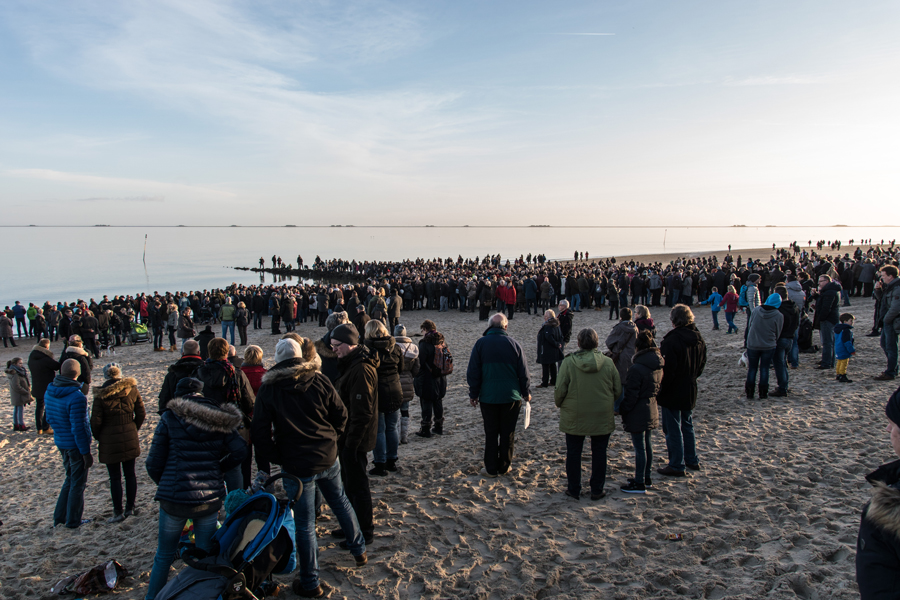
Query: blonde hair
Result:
<box><xmin>634</xmin><ymin>305</ymin><xmax>650</xmax><ymax>320</ymax></box>
<box><xmin>365</xmin><ymin>319</ymin><xmax>390</xmax><ymax>339</ymax></box>
<box><xmin>243</xmin><ymin>345</ymin><xmax>263</xmax><ymax>365</ymax></box>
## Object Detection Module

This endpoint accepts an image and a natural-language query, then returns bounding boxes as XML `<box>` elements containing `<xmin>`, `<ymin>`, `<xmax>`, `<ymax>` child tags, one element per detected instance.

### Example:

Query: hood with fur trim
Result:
<box><xmin>260</xmin><ymin>358</ymin><xmax>321</xmax><ymax>389</ymax></box>
<box><xmin>167</xmin><ymin>396</ymin><xmax>243</xmax><ymax>433</ymax></box>
<box><xmin>867</xmin><ymin>482</ymin><xmax>900</xmax><ymax>540</ymax></box>
<box><xmin>63</xmin><ymin>345</ymin><xmax>89</xmax><ymax>357</ymax></box>
<box><xmin>93</xmin><ymin>376</ymin><xmax>137</xmax><ymax>400</ymax></box>
<box><xmin>31</xmin><ymin>344</ymin><xmax>55</xmax><ymax>358</ymax></box>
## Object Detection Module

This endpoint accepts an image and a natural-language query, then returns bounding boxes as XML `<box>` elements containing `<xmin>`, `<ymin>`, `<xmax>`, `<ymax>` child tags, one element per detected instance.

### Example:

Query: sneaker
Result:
<box><xmin>292</xmin><ymin>581</ymin><xmax>324</xmax><ymax>598</ymax></box>
<box><xmin>479</xmin><ymin>467</ymin><xmax>498</xmax><ymax>478</ymax></box>
<box><xmin>875</xmin><ymin>373</ymin><xmax>896</xmax><ymax>381</ymax></box>
<box><xmin>621</xmin><ymin>481</ymin><xmax>646</xmax><ymax>494</ymax></box>
<box><xmin>657</xmin><ymin>466</ymin><xmax>687</xmax><ymax>477</ymax></box>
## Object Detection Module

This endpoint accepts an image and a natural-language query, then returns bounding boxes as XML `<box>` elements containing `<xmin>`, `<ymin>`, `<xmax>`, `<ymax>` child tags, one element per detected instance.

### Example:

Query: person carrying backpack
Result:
<box><xmin>414</xmin><ymin>320</ymin><xmax>450</xmax><ymax>438</ymax></box>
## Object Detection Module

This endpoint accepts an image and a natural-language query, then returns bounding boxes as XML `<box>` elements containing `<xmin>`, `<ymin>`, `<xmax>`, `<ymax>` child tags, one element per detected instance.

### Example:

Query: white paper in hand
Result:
<box><xmin>524</xmin><ymin>401</ymin><xmax>531</xmax><ymax>429</ymax></box>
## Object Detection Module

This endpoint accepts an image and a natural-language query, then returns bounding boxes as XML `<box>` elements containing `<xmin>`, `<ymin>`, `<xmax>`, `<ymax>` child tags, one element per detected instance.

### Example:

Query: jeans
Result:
<box><xmin>340</xmin><ymin>447</ymin><xmax>373</xmax><ymax>539</ymax></box>
<box><xmin>660</xmin><ymin>407</ymin><xmax>697</xmax><ymax>472</ymax></box>
<box><xmin>145</xmin><ymin>507</ymin><xmax>218</xmax><ymax>600</ymax></box>
<box><xmin>790</xmin><ymin>330</ymin><xmax>800</xmax><ymax>368</ymax></box>
<box><xmin>440</xmin><ymin>296</ymin><xmax>449</xmax><ymax>312</ymax></box>
<box><xmin>564</xmin><ymin>433</ymin><xmax>610</xmax><ymax>497</ymax></box>
<box><xmin>820</xmin><ymin>320</ymin><xmax>835</xmax><ymax>368</ymax></box>
<box><xmin>773</xmin><ymin>338</ymin><xmax>793</xmax><ymax>391</ymax></box>
<box><xmin>374</xmin><ymin>410</ymin><xmax>401</xmax><ymax>463</ymax></box>
<box><xmin>107</xmin><ymin>459</ymin><xmax>137</xmax><ymax>515</ymax></box>
<box><xmin>746</xmin><ymin>347</ymin><xmax>776</xmax><ymax>390</ymax></box>
<box><xmin>167</xmin><ymin>326</ymin><xmax>176</xmax><ymax>347</ymax></box>
<box><xmin>572</xmin><ymin>294</ymin><xmax>581</xmax><ymax>311</ymax></box>
<box><xmin>221</xmin><ymin>321</ymin><xmax>235</xmax><ymax>344</ymax></box>
<box><xmin>153</xmin><ymin>327</ymin><xmax>164</xmax><ymax>349</ymax></box>
<box><xmin>725</xmin><ymin>311</ymin><xmax>737</xmax><ymax>333</ymax></box>
<box><xmin>480</xmin><ymin>401</ymin><xmax>522</xmax><ymax>475</ymax></box>
<box><xmin>630</xmin><ymin>430</ymin><xmax>653</xmax><ymax>483</ymax></box>
<box><xmin>526</xmin><ymin>298</ymin><xmax>537</xmax><ymax>315</ymax></box>
<box><xmin>54</xmin><ymin>448</ymin><xmax>87</xmax><ymax>528</ymax></box>
<box><xmin>711</xmin><ymin>311</ymin><xmax>719</xmax><ymax>329</ymax></box>
<box><xmin>882</xmin><ymin>327</ymin><xmax>899</xmax><ymax>377</ymax></box>
<box><xmin>841</xmin><ymin>289</ymin><xmax>851</xmax><ymax>306</ymax></box>
<box><xmin>224</xmin><ymin>463</ymin><xmax>244</xmax><ymax>493</ymax></box>
<box><xmin>285</xmin><ymin>461</ymin><xmax>366</xmax><ymax>592</ymax></box>
<box><xmin>13</xmin><ymin>405</ymin><xmax>25</xmax><ymax>428</ymax></box>
<box><xmin>253</xmin><ymin>312</ymin><xmax>263</xmax><ymax>329</ymax></box>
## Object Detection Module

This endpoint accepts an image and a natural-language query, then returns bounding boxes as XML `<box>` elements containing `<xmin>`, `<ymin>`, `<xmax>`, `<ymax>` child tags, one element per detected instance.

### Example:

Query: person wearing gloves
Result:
<box><xmin>144</xmin><ymin>377</ymin><xmax>247</xmax><ymax>600</ymax></box>
<box><xmin>745</xmin><ymin>294</ymin><xmax>784</xmax><ymax>399</ymax></box>
<box><xmin>90</xmin><ymin>363</ymin><xmax>146</xmax><ymax>523</ymax></box>
<box><xmin>45</xmin><ymin>359</ymin><xmax>93</xmax><ymax>528</ymax></box>
<box><xmin>856</xmin><ymin>386</ymin><xmax>900</xmax><ymax>598</ymax></box>
<box><xmin>6</xmin><ymin>357</ymin><xmax>34</xmax><ymax>431</ymax></box>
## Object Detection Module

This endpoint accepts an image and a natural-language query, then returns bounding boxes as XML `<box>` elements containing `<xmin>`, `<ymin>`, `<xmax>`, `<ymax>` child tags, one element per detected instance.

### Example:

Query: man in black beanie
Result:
<box><xmin>330</xmin><ymin>323</ymin><xmax>379</xmax><ymax>545</ymax></box>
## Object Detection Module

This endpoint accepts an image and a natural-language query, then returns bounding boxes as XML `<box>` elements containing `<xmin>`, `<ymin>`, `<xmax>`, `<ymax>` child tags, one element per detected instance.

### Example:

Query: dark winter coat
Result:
<box><xmin>857</xmin><ymin>459</ymin><xmax>900</xmax><ymax>600</ymax></box>
<box><xmin>6</xmin><ymin>365</ymin><xmax>32</xmax><ymax>407</ymax></box>
<box><xmin>177</xmin><ymin>314</ymin><xmax>196</xmax><ymax>339</ymax></box>
<box><xmin>45</xmin><ymin>377</ymin><xmax>92</xmax><ymax>454</ymax></box>
<box><xmin>657</xmin><ymin>324</ymin><xmax>707</xmax><ymax>412</ymax></box>
<box><xmin>90</xmin><ymin>377</ymin><xmax>145</xmax><ymax>464</ymax></box>
<box><xmin>619</xmin><ymin>348</ymin><xmax>663</xmax><ymax>433</ymax></box>
<box><xmin>158</xmin><ymin>355</ymin><xmax>204</xmax><ymax>414</ymax></box>
<box><xmin>606</xmin><ymin>320</ymin><xmax>639</xmax><ymax>384</ymax></box>
<box><xmin>366</xmin><ymin>335</ymin><xmax>404</xmax><ymax>413</ymax></box>
<box><xmin>28</xmin><ymin>345</ymin><xmax>60</xmax><ymax>401</ymax></box>
<box><xmin>316</xmin><ymin>332</ymin><xmax>341</xmax><ymax>384</ymax></box>
<box><xmin>252</xmin><ymin>355</ymin><xmax>347</xmax><ymax>478</ymax></box>
<box><xmin>777</xmin><ymin>299</ymin><xmax>801</xmax><ymax>340</ymax></box>
<box><xmin>195</xmin><ymin>360</ymin><xmax>255</xmax><ymax>425</ymax></box>
<box><xmin>60</xmin><ymin>345</ymin><xmax>93</xmax><ymax>391</ymax></box>
<box><xmin>194</xmin><ymin>328</ymin><xmax>216</xmax><ymax>359</ymax></box>
<box><xmin>813</xmin><ymin>281</ymin><xmax>842</xmax><ymax>328</ymax></box>
<box><xmin>558</xmin><ymin>309</ymin><xmax>574</xmax><ymax>343</ymax></box>
<box><xmin>335</xmin><ymin>345</ymin><xmax>379</xmax><ymax>453</ymax></box>
<box><xmin>145</xmin><ymin>396</ymin><xmax>246</xmax><ymax>507</ymax></box>
<box><xmin>0</xmin><ymin>314</ymin><xmax>14</xmax><ymax>338</ymax></box>
<box><xmin>536</xmin><ymin>318</ymin><xmax>564</xmax><ymax>364</ymax></box>
<box><xmin>467</xmin><ymin>327</ymin><xmax>530</xmax><ymax>404</ymax></box>
<box><xmin>415</xmin><ymin>331</ymin><xmax>448</xmax><ymax>401</ymax></box>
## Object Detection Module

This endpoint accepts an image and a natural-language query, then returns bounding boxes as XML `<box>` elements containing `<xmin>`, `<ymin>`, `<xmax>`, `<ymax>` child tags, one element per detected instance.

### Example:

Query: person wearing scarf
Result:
<box><xmin>6</xmin><ymin>357</ymin><xmax>33</xmax><ymax>431</ymax></box>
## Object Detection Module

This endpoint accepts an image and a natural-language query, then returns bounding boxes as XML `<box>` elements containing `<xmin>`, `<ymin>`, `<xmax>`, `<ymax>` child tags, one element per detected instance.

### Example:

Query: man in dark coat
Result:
<box><xmin>414</xmin><ymin>319</ymin><xmax>449</xmax><ymax>437</ymax></box>
<box><xmin>656</xmin><ymin>305</ymin><xmax>707</xmax><ymax>477</ymax></box>
<box><xmin>158</xmin><ymin>340</ymin><xmax>204</xmax><ymax>414</ymax></box>
<box><xmin>536</xmin><ymin>311</ymin><xmax>564</xmax><ymax>387</ymax></box>
<box><xmin>813</xmin><ymin>275</ymin><xmax>842</xmax><ymax>370</ymax></box>
<box><xmin>331</xmin><ymin>323</ymin><xmax>379</xmax><ymax>543</ymax></box>
<box><xmin>60</xmin><ymin>336</ymin><xmax>93</xmax><ymax>395</ymax></box>
<box><xmin>29</xmin><ymin>338</ymin><xmax>60</xmax><ymax>434</ymax></box>
<box><xmin>194</xmin><ymin>325</ymin><xmax>216</xmax><ymax>360</ymax></box>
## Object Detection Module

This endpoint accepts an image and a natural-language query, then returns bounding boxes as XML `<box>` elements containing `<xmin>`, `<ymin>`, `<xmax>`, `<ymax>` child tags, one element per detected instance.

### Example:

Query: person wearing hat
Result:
<box><xmin>252</xmin><ymin>337</ymin><xmax>368</xmax><ymax>598</ymax></box>
<box><xmin>330</xmin><ymin>323</ymin><xmax>379</xmax><ymax>545</ymax></box>
<box><xmin>856</xmin><ymin>387</ymin><xmax>900</xmax><ymax>598</ymax></box>
<box><xmin>157</xmin><ymin>340</ymin><xmax>204</xmax><ymax>414</ymax></box>
<box><xmin>45</xmin><ymin>359</ymin><xmax>93</xmax><ymax>528</ymax></box>
<box><xmin>91</xmin><ymin>364</ymin><xmax>145</xmax><ymax>523</ymax></box>
<box><xmin>59</xmin><ymin>335</ymin><xmax>93</xmax><ymax>395</ymax></box>
<box><xmin>144</xmin><ymin>377</ymin><xmax>247</xmax><ymax>600</ymax></box>
<box><xmin>194</xmin><ymin>325</ymin><xmax>216</xmax><ymax>360</ymax></box>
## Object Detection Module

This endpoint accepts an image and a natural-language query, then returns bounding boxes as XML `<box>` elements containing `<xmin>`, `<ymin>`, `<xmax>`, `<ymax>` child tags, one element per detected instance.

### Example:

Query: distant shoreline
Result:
<box><xmin>0</xmin><ymin>225</ymin><xmax>896</xmax><ymax>229</ymax></box>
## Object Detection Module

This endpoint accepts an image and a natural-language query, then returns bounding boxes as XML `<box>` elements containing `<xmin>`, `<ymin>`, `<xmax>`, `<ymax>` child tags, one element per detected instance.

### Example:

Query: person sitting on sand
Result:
<box><xmin>856</xmin><ymin>386</ymin><xmax>900</xmax><ymax>598</ymax></box>
<box><xmin>90</xmin><ymin>363</ymin><xmax>145</xmax><ymax>523</ymax></box>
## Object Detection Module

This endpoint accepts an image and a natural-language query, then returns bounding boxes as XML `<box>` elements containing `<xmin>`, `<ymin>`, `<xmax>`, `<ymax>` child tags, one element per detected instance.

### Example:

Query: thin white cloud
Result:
<box><xmin>77</xmin><ymin>196</ymin><xmax>164</xmax><ymax>203</ymax></box>
<box><xmin>723</xmin><ymin>75</ymin><xmax>831</xmax><ymax>86</ymax></box>
<box><xmin>6</xmin><ymin>168</ymin><xmax>234</xmax><ymax>198</ymax></box>
<box><xmin>546</xmin><ymin>33</ymin><xmax>615</xmax><ymax>36</ymax></box>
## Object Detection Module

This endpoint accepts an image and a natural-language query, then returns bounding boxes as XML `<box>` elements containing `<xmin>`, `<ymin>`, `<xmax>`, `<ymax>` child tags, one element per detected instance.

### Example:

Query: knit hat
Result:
<box><xmin>764</xmin><ymin>294</ymin><xmax>782</xmax><ymax>308</ymax></box>
<box><xmin>175</xmin><ymin>377</ymin><xmax>204</xmax><ymax>397</ymax></box>
<box><xmin>748</xmin><ymin>273</ymin><xmax>761</xmax><ymax>283</ymax></box>
<box><xmin>103</xmin><ymin>363</ymin><xmax>121</xmax><ymax>379</ymax></box>
<box><xmin>886</xmin><ymin>386</ymin><xmax>900</xmax><ymax>426</ymax></box>
<box><xmin>274</xmin><ymin>338</ymin><xmax>303</xmax><ymax>363</ymax></box>
<box><xmin>331</xmin><ymin>323</ymin><xmax>359</xmax><ymax>346</ymax></box>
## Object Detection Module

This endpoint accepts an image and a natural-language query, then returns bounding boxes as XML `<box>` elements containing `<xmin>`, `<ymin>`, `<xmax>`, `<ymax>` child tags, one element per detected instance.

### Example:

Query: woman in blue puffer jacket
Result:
<box><xmin>144</xmin><ymin>377</ymin><xmax>247</xmax><ymax>600</ymax></box>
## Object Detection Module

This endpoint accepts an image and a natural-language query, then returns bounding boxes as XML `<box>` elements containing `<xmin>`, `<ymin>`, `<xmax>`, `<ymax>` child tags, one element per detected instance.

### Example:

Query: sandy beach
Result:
<box><xmin>0</xmin><ymin>266</ymin><xmax>891</xmax><ymax>599</ymax></box>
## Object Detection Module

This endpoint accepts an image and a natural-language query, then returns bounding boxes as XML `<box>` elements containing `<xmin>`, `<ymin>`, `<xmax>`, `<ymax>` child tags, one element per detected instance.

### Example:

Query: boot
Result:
<box><xmin>399</xmin><ymin>416</ymin><xmax>410</xmax><ymax>444</ymax></box>
<box><xmin>414</xmin><ymin>423</ymin><xmax>432</xmax><ymax>438</ymax></box>
<box><xmin>368</xmin><ymin>463</ymin><xmax>388</xmax><ymax>477</ymax></box>
<box><xmin>838</xmin><ymin>374</ymin><xmax>853</xmax><ymax>383</ymax></box>
<box><xmin>385</xmin><ymin>458</ymin><xmax>399</xmax><ymax>472</ymax></box>
<box><xmin>758</xmin><ymin>385</ymin><xmax>768</xmax><ymax>399</ymax></box>
<box><xmin>745</xmin><ymin>382</ymin><xmax>755</xmax><ymax>399</ymax></box>
<box><xmin>170</xmin><ymin>345</ymin><xmax>176</xmax><ymax>352</ymax></box>
<box><xmin>432</xmin><ymin>417</ymin><xmax>444</xmax><ymax>435</ymax></box>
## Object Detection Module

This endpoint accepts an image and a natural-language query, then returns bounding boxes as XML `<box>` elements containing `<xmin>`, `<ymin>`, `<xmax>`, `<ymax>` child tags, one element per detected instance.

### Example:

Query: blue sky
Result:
<box><xmin>1</xmin><ymin>1</ymin><xmax>898</xmax><ymax>226</ymax></box>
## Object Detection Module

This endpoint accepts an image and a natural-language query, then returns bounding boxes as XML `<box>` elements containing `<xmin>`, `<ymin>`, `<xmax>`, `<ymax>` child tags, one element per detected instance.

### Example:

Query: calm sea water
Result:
<box><xmin>1</xmin><ymin>226</ymin><xmax>895</xmax><ymax>307</ymax></box>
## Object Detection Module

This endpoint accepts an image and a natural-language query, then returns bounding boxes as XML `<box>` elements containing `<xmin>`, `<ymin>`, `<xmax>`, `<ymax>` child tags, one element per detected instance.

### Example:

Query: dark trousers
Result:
<box><xmin>541</xmin><ymin>363</ymin><xmax>557</xmax><ymax>386</ymax></box>
<box><xmin>167</xmin><ymin>326</ymin><xmax>176</xmax><ymax>347</ymax></box>
<box><xmin>35</xmin><ymin>395</ymin><xmax>49</xmax><ymax>431</ymax></box>
<box><xmin>84</xmin><ymin>338</ymin><xmax>100</xmax><ymax>358</ymax></box>
<box><xmin>153</xmin><ymin>327</ymin><xmax>164</xmax><ymax>349</ymax></box>
<box><xmin>318</xmin><ymin>311</ymin><xmax>327</xmax><ymax>327</ymax></box>
<box><xmin>238</xmin><ymin>325</ymin><xmax>248</xmax><ymax>345</ymax></box>
<box><xmin>651</xmin><ymin>289</ymin><xmax>662</xmax><ymax>306</ymax></box>
<box><xmin>339</xmin><ymin>447</ymin><xmax>373</xmax><ymax>538</ymax></box>
<box><xmin>16</xmin><ymin>317</ymin><xmax>27</xmax><ymax>337</ymax></box>
<box><xmin>629</xmin><ymin>430</ymin><xmax>653</xmax><ymax>483</ymax></box>
<box><xmin>253</xmin><ymin>312</ymin><xmax>263</xmax><ymax>329</ymax></box>
<box><xmin>420</xmin><ymin>392</ymin><xmax>444</xmax><ymax>428</ymax></box>
<box><xmin>2</xmin><ymin>337</ymin><xmax>16</xmax><ymax>347</ymax></box>
<box><xmin>55</xmin><ymin>448</ymin><xmax>87</xmax><ymax>528</ymax></box>
<box><xmin>479</xmin><ymin>304</ymin><xmax>490</xmax><ymax>321</ymax></box>
<box><xmin>480</xmin><ymin>401</ymin><xmax>522</xmax><ymax>475</ymax></box>
<box><xmin>106</xmin><ymin>459</ymin><xmax>137</xmax><ymax>515</ymax></box>
<box><xmin>564</xmin><ymin>433</ymin><xmax>610</xmax><ymax>497</ymax></box>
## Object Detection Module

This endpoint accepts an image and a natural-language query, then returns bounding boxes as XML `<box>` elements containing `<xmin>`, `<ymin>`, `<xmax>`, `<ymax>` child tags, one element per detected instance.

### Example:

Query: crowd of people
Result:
<box><xmin>4</xmin><ymin>240</ymin><xmax>900</xmax><ymax>598</ymax></box>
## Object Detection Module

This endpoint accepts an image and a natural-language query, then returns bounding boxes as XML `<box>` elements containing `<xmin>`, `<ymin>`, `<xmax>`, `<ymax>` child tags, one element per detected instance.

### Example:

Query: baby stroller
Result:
<box><xmin>129</xmin><ymin>322</ymin><xmax>150</xmax><ymax>344</ymax></box>
<box><xmin>155</xmin><ymin>474</ymin><xmax>302</xmax><ymax>600</ymax></box>
<box><xmin>198</xmin><ymin>307</ymin><xmax>214</xmax><ymax>325</ymax></box>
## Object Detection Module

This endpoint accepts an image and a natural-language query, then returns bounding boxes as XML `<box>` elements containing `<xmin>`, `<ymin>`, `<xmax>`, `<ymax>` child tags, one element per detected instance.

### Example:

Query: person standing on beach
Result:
<box><xmin>60</xmin><ymin>336</ymin><xmax>92</xmax><ymax>395</ymax></box>
<box><xmin>467</xmin><ymin>313</ymin><xmax>531</xmax><ymax>478</ymax></box>
<box><xmin>812</xmin><ymin>274</ymin><xmax>841</xmax><ymax>371</ymax></box>
<box><xmin>875</xmin><ymin>265</ymin><xmax>900</xmax><ymax>381</ymax></box>
<box><xmin>29</xmin><ymin>338</ymin><xmax>59</xmax><ymax>434</ymax></box>
<box><xmin>414</xmin><ymin>319</ymin><xmax>449</xmax><ymax>438</ymax></box>
<box><xmin>158</xmin><ymin>340</ymin><xmax>203</xmax><ymax>414</ymax></box>
<box><xmin>0</xmin><ymin>311</ymin><xmax>16</xmax><ymax>347</ymax></box>
<box><xmin>656</xmin><ymin>305</ymin><xmax>707</xmax><ymax>477</ymax></box>
<box><xmin>45</xmin><ymin>359</ymin><xmax>93</xmax><ymax>528</ymax></box>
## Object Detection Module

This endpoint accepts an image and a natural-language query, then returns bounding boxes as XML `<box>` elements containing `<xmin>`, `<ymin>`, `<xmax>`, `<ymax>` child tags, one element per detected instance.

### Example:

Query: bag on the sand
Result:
<box><xmin>51</xmin><ymin>560</ymin><xmax>128</xmax><ymax>595</ymax></box>
<box><xmin>155</xmin><ymin>474</ymin><xmax>301</xmax><ymax>600</ymax></box>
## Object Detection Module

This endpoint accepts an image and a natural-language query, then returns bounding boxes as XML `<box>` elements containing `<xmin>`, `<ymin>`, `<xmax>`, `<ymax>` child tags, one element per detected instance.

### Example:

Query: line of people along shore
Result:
<box><xmin>3</xmin><ymin>240</ymin><xmax>900</xmax><ymax>598</ymax></box>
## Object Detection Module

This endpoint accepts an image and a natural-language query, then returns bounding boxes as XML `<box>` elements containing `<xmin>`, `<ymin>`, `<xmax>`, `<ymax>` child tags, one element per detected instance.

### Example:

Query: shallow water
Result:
<box><xmin>0</xmin><ymin>225</ymin><xmax>894</xmax><ymax>306</ymax></box>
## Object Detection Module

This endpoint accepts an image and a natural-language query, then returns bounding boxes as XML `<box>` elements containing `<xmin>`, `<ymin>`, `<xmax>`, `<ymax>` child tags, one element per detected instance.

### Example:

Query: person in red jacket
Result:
<box><xmin>241</xmin><ymin>345</ymin><xmax>267</xmax><ymax>394</ymax></box>
<box><xmin>719</xmin><ymin>285</ymin><xmax>740</xmax><ymax>334</ymax></box>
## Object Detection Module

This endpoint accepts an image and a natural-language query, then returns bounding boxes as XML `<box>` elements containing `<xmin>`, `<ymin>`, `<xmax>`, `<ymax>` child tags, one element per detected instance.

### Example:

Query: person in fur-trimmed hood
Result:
<box><xmin>59</xmin><ymin>336</ymin><xmax>92</xmax><ymax>394</ymax></box>
<box><xmin>315</xmin><ymin>311</ymin><xmax>351</xmax><ymax>385</ymax></box>
<box><xmin>857</xmin><ymin>386</ymin><xmax>900</xmax><ymax>599</ymax></box>
<box><xmin>145</xmin><ymin>377</ymin><xmax>247</xmax><ymax>600</ymax></box>
<box><xmin>91</xmin><ymin>363</ymin><xmax>145</xmax><ymax>523</ymax></box>
<box><xmin>251</xmin><ymin>337</ymin><xmax>368</xmax><ymax>597</ymax></box>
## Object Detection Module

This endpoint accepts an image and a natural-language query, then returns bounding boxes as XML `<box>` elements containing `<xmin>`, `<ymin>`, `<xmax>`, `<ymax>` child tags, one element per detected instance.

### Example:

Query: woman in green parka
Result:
<box><xmin>554</xmin><ymin>328</ymin><xmax>621</xmax><ymax>501</ymax></box>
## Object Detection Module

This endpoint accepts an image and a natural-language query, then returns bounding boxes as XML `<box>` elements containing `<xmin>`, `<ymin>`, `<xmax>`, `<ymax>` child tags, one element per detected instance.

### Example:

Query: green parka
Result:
<box><xmin>554</xmin><ymin>349</ymin><xmax>621</xmax><ymax>436</ymax></box>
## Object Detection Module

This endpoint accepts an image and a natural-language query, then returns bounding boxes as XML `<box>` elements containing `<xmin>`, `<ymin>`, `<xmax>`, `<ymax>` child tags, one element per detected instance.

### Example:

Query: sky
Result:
<box><xmin>1</xmin><ymin>1</ymin><xmax>899</xmax><ymax>226</ymax></box>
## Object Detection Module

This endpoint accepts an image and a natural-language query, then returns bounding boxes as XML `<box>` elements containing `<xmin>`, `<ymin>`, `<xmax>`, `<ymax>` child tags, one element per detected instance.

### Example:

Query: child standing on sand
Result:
<box><xmin>700</xmin><ymin>287</ymin><xmax>723</xmax><ymax>330</ymax></box>
<box><xmin>834</xmin><ymin>313</ymin><xmax>856</xmax><ymax>383</ymax></box>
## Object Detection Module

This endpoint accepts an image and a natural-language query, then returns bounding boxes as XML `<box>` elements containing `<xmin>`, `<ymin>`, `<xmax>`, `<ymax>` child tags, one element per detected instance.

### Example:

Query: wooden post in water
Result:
<box><xmin>143</xmin><ymin>234</ymin><xmax>148</xmax><ymax>265</ymax></box>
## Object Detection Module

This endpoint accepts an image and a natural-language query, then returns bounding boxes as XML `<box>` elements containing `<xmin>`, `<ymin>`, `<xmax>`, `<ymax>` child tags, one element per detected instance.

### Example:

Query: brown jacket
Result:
<box><xmin>90</xmin><ymin>377</ymin><xmax>146</xmax><ymax>464</ymax></box>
